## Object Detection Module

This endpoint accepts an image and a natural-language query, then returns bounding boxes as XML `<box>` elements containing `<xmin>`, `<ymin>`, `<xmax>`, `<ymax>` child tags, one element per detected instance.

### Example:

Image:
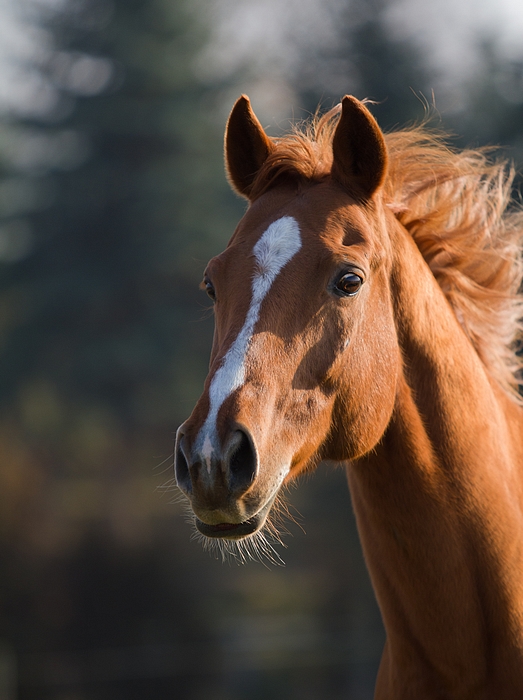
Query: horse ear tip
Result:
<box><xmin>341</xmin><ymin>95</ymin><xmax>367</xmax><ymax>112</ymax></box>
<box><xmin>230</xmin><ymin>95</ymin><xmax>252</xmax><ymax>119</ymax></box>
<box><xmin>237</xmin><ymin>94</ymin><xmax>251</xmax><ymax>108</ymax></box>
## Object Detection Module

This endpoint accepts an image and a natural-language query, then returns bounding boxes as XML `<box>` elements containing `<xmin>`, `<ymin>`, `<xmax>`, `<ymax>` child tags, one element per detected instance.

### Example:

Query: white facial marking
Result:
<box><xmin>201</xmin><ymin>434</ymin><xmax>214</xmax><ymax>474</ymax></box>
<box><xmin>196</xmin><ymin>216</ymin><xmax>302</xmax><ymax>458</ymax></box>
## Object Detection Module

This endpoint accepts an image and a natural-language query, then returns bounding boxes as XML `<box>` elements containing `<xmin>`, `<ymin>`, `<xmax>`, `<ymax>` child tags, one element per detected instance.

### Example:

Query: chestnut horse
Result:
<box><xmin>175</xmin><ymin>95</ymin><xmax>523</xmax><ymax>698</ymax></box>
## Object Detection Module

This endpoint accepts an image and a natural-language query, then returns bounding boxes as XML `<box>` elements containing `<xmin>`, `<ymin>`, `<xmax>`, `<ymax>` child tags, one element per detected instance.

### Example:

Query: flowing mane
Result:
<box><xmin>246</xmin><ymin>105</ymin><xmax>523</xmax><ymax>400</ymax></box>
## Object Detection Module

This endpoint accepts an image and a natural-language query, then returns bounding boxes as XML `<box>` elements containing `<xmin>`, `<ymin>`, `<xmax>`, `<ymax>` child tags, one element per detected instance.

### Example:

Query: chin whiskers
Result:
<box><xmin>270</xmin><ymin>486</ymin><xmax>305</xmax><ymax>536</ymax></box>
<box><xmin>180</xmin><ymin>491</ymin><xmax>303</xmax><ymax>567</ymax></box>
<box><xmin>189</xmin><ymin>526</ymin><xmax>285</xmax><ymax>567</ymax></box>
<box><xmin>157</xmin><ymin>479</ymin><xmax>187</xmax><ymax>507</ymax></box>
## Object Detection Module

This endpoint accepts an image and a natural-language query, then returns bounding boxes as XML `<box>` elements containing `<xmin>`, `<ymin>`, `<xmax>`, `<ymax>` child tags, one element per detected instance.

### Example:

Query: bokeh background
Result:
<box><xmin>0</xmin><ymin>0</ymin><xmax>522</xmax><ymax>698</ymax></box>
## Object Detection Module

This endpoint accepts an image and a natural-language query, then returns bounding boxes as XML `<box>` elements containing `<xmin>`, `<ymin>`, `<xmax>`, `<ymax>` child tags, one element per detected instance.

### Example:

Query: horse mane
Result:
<box><xmin>249</xmin><ymin>105</ymin><xmax>523</xmax><ymax>401</ymax></box>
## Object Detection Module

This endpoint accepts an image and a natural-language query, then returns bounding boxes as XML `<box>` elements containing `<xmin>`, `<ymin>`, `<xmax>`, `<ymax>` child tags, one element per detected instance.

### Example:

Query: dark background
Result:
<box><xmin>0</xmin><ymin>0</ymin><xmax>522</xmax><ymax>698</ymax></box>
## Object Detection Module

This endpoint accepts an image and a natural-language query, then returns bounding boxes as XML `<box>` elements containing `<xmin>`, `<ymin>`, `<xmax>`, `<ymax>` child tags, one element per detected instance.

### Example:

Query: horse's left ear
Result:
<box><xmin>331</xmin><ymin>96</ymin><xmax>388</xmax><ymax>200</ymax></box>
<box><xmin>225</xmin><ymin>95</ymin><xmax>274</xmax><ymax>199</ymax></box>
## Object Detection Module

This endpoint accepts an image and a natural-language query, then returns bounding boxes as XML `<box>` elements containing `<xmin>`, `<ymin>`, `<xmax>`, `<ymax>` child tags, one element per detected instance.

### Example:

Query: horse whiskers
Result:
<box><xmin>157</xmin><ymin>480</ymin><xmax>189</xmax><ymax>512</ymax></box>
<box><xmin>153</xmin><ymin>452</ymin><xmax>175</xmax><ymax>473</ymax></box>
<box><xmin>156</xmin><ymin>477</ymin><xmax>179</xmax><ymax>493</ymax></box>
<box><xmin>154</xmin><ymin>453</ymin><xmax>181</xmax><ymax>504</ymax></box>
<box><xmin>160</xmin><ymin>488</ymin><xmax>190</xmax><ymax>511</ymax></box>
<box><xmin>190</xmin><ymin>527</ymin><xmax>285</xmax><ymax>567</ymax></box>
<box><xmin>272</xmin><ymin>487</ymin><xmax>306</xmax><ymax>535</ymax></box>
<box><xmin>180</xmin><ymin>492</ymin><xmax>298</xmax><ymax>566</ymax></box>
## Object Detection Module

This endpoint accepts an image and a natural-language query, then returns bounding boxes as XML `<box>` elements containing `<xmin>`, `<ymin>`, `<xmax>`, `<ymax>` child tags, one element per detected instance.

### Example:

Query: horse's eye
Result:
<box><xmin>204</xmin><ymin>278</ymin><xmax>216</xmax><ymax>302</ymax></box>
<box><xmin>334</xmin><ymin>272</ymin><xmax>363</xmax><ymax>296</ymax></box>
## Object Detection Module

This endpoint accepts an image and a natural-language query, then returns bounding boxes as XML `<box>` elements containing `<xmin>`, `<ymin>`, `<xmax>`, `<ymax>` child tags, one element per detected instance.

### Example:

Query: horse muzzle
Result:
<box><xmin>174</xmin><ymin>423</ymin><xmax>277</xmax><ymax>539</ymax></box>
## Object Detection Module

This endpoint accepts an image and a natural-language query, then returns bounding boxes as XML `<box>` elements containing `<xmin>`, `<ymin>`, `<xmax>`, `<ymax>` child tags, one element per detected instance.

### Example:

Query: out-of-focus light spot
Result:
<box><xmin>195</xmin><ymin>0</ymin><xmax>348</xmax><ymax>120</ymax></box>
<box><xmin>198</xmin><ymin>0</ymin><xmax>523</xmax><ymax>118</ymax></box>
<box><xmin>0</xmin><ymin>67</ymin><xmax>60</xmax><ymax>118</ymax></box>
<box><xmin>385</xmin><ymin>0</ymin><xmax>523</xmax><ymax>91</ymax></box>
<box><xmin>0</xmin><ymin>14</ymin><xmax>52</xmax><ymax>65</ymax></box>
<box><xmin>0</xmin><ymin>2</ymin><xmax>58</xmax><ymax>117</ymax></box>
<box><xmin>51</xmin><ymin>52</ymin><xmax>115</xmax><ymax>96</ymax></box>
<box><xmin>0</xmin><ymin>0</ymin><xmax>115</xmax><ymax>118</ymax></box>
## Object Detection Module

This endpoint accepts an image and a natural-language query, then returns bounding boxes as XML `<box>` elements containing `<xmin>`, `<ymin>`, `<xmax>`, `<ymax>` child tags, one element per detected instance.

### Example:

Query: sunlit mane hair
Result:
<box><xmin>249</xmin><ymin>104</ymin><xmax>523</xmax><ymax>401</ymax></box>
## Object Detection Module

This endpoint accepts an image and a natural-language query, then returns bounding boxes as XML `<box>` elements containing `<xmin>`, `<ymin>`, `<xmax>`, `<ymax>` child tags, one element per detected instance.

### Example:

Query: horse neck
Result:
<box><xmin>348</xmin><ymin>217</ymin><xmax>523</xmax><ymax>695</ymax></box>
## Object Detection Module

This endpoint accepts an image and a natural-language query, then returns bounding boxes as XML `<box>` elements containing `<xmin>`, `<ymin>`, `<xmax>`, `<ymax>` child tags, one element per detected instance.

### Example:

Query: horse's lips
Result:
<box><xmin>195</xmin><ymin>495</ymin><xmax>276</xmax><ymax>540</ymax></box>
<box><xmin>195</xmin><ymin>517</ymin><xmax>260</xmax><ymax>539</ymax></box>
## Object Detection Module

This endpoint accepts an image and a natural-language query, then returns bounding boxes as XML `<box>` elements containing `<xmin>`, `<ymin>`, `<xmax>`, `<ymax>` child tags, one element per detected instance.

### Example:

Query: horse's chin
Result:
<box><xmin>194</xmin><ymin>495</ymin><xmax>276</xmax><ymax>541</ymax></box>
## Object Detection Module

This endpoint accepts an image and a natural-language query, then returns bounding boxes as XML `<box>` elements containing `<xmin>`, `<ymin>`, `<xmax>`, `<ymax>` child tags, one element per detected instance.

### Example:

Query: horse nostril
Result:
<box><xmin>175</xmin><ymin>438</ymin><xmax>192</xmax><ymax>495</ymax></box>
<box><xmin>226</xmin><ymin>429</ymin><xmax>258</xmax><ymax>494</ymax></box>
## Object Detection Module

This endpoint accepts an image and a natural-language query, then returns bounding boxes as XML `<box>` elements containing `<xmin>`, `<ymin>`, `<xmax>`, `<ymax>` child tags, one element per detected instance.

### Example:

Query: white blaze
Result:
<box><xmin>196</xmin><ymin>216</ymin><xmax>302</xmax><ymax>459</ymax></box>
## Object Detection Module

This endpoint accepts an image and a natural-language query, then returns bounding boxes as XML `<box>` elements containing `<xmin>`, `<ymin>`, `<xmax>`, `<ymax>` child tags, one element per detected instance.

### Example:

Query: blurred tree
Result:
<box><xmin>0</xmin><ymin>0</ymin><xmax>245</xmax><ymax>696</ymax></box>
<box><xmin>0</xmin><ymin>0</ymin><xmax>240</xmax><ymax>447</ymax></box>
<box><xmin>447</xmin><ymin>42</ymin><xmax>523</xmax><ymax>171</ymax></box>
<box><xmin>296</xmin><ymin>0</ymin><xmax>433</xmax><ymax>128</ymax></box>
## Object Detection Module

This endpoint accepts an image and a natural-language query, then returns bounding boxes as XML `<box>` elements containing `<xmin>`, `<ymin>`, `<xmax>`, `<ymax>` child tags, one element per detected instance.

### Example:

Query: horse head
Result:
<box><xmin>175</xmin><ymin>96</ymin><xmax>401</xmax><ymax>550</ymax></box>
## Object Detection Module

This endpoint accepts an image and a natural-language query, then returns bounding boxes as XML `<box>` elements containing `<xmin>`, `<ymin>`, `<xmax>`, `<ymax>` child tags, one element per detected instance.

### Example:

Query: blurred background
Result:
<box><xmin>0</xmin><ymin>0</ymin><xmax>522</xmax><ymax>698</ymax></box>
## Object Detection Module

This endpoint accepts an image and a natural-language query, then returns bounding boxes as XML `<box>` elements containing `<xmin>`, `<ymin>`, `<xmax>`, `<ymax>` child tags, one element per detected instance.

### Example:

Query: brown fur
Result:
<box><xmin>176</xmin><ymin>95</ymin><xmax>523</xmax><ymax>698</ymax></box>
<box><xmin>247</xmin><ymin>105</ymin><xmax>523</xmax><ymax>400</ymax></box>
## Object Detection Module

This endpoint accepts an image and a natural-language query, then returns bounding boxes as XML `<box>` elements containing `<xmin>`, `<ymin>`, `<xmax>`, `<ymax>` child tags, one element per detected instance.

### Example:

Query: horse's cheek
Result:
<box><xmin>323</xmin><ymin>331</ymin><xmax>399</xmax><ymax>461</ymax></box>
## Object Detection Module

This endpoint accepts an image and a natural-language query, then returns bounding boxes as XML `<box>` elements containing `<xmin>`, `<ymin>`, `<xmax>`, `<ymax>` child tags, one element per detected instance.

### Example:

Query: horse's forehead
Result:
<box><xmin>234</xmin><ymin>188</ymin><xmax>375</xmax><ymax>256</ymax></box>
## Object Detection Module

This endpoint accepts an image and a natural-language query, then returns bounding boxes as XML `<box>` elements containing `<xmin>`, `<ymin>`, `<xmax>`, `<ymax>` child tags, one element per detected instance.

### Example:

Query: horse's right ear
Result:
<box><xmin>225</xmin><ymin>95</ymin><xmax>274</xmax><ymax>199</ymax></box>
<box><xmin>331</xmin><ymin>96</ymin><xmax>388</xmax><ymax>200</ymax></box>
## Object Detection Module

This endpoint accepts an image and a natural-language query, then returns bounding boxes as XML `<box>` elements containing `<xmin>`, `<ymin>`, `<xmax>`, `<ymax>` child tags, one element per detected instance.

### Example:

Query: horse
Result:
<box><xmin>174</xmin><ymin>94</ymin><xmax>523</xmax><ymax>698</ymax></box>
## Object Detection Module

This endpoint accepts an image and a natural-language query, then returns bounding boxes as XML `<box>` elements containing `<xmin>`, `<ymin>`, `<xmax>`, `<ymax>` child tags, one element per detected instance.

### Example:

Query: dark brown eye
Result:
<box><xmin>204</xmin><ymin>278</ymin><xmax>216</xmax><ymax>302</ymax></box>
<box><xmin>334</xmin><ymin>272</ymin><xmax>363</xmax><ymax>296</ymax></box>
